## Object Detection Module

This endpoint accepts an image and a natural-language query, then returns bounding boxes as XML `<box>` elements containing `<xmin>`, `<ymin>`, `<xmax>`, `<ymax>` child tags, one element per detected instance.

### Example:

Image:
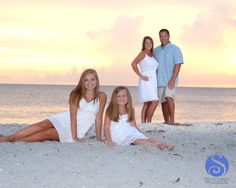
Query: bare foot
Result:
<box><xmin>158</xmin><ymin>142</ymin><xmax>166</xmax><ymax>150</ymax></box>
<box><xmin>163</xmin><ymin>122</ymin><xmax>169</xmax><ymax>124</ymax></box>
<box><xmin>166</xmin><ymin>144</ymin><xmax>175</xmax><ymax>151</ymax></box>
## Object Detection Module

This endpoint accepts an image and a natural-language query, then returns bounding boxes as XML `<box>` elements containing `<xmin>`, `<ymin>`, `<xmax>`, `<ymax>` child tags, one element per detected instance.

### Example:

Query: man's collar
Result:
<box><xmin>161</xmin><ymin>42</ymin><xmax>171</xmax><ymax>49</ymax></box>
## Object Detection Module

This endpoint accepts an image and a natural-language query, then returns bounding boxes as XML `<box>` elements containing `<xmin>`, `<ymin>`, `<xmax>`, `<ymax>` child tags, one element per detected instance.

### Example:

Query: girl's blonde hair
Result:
<box><xmin>106</xmin><ymin>86</ymin><xmax>134</xmax><ymax>122</ymax></box>
<box><xmin>69</xmin><ymin>69</ymin><xmax>99</xmax><ymax>107</ymax></box>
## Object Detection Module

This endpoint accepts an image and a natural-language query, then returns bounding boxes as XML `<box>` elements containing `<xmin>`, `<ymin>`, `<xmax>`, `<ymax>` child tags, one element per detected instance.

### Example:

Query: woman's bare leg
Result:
<box><xmin>161</xmin><ymin>102</ymin><xmax>170</xmax><ymax>124</ymax></box>
<box><xmin>141</xmin><ymin>102</ymin><xmax>149</xmax><ymax>123</ymax></box>
<box><xmin>146</xmin><ymin>100</ymin><xmax>158</xmax><ymax>123</ymax></box>
<box><xmin>1</xmin><ymin>120</ymin><xmax>54</xmax><ymax>142</ymax></box>
<box><xmin>16</xmin><ymin>128</ymin><xmax>59</xmax><ymax>142</ymax></box>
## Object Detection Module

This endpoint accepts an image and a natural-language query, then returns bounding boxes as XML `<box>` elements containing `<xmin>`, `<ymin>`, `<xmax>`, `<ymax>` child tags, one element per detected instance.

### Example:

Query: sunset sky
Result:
<box><xmin>0</xmin><ymin>0</ymin><xmax>236</xmax><ymax>87</ymax></box>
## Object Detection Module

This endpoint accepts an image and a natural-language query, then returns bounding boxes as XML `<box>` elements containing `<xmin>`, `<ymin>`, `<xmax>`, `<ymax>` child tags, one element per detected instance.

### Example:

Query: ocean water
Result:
<box><xmin>0</xmin><ymin>84</ymin><xmax>236</xmax><ymax>124</ymax></box>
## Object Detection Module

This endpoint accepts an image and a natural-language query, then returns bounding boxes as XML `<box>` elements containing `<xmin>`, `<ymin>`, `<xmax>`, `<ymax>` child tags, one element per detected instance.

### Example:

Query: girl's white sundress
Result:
<box><xmin>48</xmin><ymin>98</ymin><xmax>100</xmax><ymax>143</ymax></box>
<box><xmin>138</xmin><ymin>53</ymin><xmax>158</xmax><ymax>103</ymax></box>
<box><xmin>110</xmin><ymin>114</ymin><xmax>148</xmax><ymax>145</ymax></box>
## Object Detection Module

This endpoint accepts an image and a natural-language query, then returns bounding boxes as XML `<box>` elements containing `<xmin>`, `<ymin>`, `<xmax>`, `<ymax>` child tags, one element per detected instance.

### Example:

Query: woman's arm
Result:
<box><xmin>131</xmin><ymin>51</ymin><xmax>148</xmax><ymax>81</ymax></box>
<box><xmin>69</xmin><ymin>103</ymin><xmax>79</xmax><ymax>141</ymax></box>
<box><xmin>104</xmin><ymin>114</ymin><xmax>114</xmax><ymax>144</ymax></box>
<box><xmin>95</xmin><ymin>92</ymin><xmax>107</xmax><ymax>141</ymax></box>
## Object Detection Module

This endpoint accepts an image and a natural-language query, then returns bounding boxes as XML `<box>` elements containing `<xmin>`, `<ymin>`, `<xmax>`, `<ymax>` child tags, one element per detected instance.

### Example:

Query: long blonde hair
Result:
<box><xmin>106</xmin><ymin>86</ymin><xmax>134</xmax><ymax>122</ymax></box>
<box><xmin>69</xmin><ymin>69</ymin><xmax>100</xmax><ymax>107</ymax></box>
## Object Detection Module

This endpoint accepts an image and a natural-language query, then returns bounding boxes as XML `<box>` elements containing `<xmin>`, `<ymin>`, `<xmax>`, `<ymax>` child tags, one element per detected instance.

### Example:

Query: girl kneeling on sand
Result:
<box><xmin>104</xmin><ymin>86</ymin><xmax>174</xmax><ymax>150</ymax></box>
<box><xmin>0</xmin><ymin>69</ymin><xmax>107</xmax><ymax>143</ymax></box>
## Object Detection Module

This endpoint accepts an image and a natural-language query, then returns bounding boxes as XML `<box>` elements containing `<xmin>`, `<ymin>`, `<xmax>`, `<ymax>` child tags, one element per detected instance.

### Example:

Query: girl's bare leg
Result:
<box><xmin>146</xmin><ymin>100</ymin><xmax>158</xmax><ymax>123</ymax></box>
<box><xmin>0</xmin><ymin>135</ymin><xmax>7</xmax><ymax>141</ymax></box>
<box><xmin>147</xmin><ymin>138</ymin><xmax>175</xmax><ymax>150</ymax></box>
<box><xmin>132</xmin><ymin>138</ymin><xmax>174</xmax><ymax>150</ymax></box>
<box><xmin>132</xmin><ymin>139</ymin><xmax>165</xmax><ymax>150</ymax></box>
<box><xmin>16</xmin><ymin>128</ymin><xmax>59</xmax><ymax>142</ymax></box>
<box><xmin>1</xmin><ymin>120</ymin><xmax>54</xmax><ymax>142</ymax></box>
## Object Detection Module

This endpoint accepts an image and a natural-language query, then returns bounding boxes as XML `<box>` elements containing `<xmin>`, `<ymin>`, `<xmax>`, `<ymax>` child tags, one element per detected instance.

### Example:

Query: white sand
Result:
<box><xmin>0</xmin><ymin>122</ymin><xmax>236</xmax><ymax>188</ymax></box>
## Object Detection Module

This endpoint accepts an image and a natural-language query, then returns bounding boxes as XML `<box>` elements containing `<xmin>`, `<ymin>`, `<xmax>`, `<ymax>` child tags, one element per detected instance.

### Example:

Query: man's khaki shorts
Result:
<box><xmin>158</xmin><ymin>86</ymin><xmax>176</xmax><ymax>103</ymax></box>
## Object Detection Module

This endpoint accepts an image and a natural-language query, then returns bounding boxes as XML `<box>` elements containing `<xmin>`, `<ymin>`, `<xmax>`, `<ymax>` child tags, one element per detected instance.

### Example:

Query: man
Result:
<box><xmin>153</xmin><ymin>29</ymin><xmax>184</xmax><ymax>124</ymax></box>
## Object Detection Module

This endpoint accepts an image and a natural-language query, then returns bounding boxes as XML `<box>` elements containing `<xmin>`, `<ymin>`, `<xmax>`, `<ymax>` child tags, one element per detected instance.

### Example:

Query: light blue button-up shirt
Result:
<box><xmin>153</xmin><ymin>43</ymin><xmax>183</xmax><ymax>87</ymax></box>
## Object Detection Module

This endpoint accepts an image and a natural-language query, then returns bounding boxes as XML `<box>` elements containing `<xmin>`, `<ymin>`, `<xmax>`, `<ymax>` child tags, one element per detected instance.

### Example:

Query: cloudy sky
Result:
<box><xmin>0</xmin><ymin>0</ymin><xmax>236</xmax><ymax>87</ymax></box>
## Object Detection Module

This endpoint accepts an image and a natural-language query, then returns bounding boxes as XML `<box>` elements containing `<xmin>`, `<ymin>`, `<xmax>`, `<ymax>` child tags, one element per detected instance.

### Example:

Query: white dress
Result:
<box><xmin>110</xmin><ymin>114</ymin><xmax>148</xmax><ymax>146</ymax></box>
<box><xmin>48</xmin><ymin>98</ymin><xmax>100</xmax><ymax>143</ymax></box>
<box><xmin>138</xmin><ymin>53</ymin><xmax>158</xmax><ymax>103</ymax></box>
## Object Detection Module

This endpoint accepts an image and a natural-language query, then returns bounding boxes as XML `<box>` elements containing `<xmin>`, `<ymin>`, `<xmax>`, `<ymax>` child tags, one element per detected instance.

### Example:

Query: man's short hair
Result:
<box><xmin>159</xmin><ymin>29</ymin><xmax>170</xmax><ymax>36</ymax></box>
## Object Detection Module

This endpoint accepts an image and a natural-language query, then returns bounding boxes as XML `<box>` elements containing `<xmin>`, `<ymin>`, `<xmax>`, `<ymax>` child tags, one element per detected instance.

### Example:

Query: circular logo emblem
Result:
<box><xmin>205</xmin><ymin>155</ymin><xmax>229</xmax><ymax>177</ymax></box>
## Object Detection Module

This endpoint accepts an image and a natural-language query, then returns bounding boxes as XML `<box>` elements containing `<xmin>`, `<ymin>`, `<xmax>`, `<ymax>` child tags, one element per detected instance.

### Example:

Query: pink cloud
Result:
<box><xmin>180</xmin><ymin>2</ymin><xmax>236</xmax><ymax>48</ymax></box>
<box><xmin>87</xmin><ymin>15</ymin><xmax>143</xmax><ymax>54</ymax></box>
<box><xmin>86</xmin><ymin>15</ymin><xmax>145</xmax><ymax>86</ymax></box>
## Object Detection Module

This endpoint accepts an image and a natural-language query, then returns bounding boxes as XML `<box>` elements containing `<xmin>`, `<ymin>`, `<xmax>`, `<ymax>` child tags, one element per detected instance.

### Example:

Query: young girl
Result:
<box><xmin>131</xmin><ymin>36</ymin><xmax>159</xmax><ymax>123</ymax></box>
<box><xmin>104</xmin><ymin>86</ymin><xmax>174</xmax><ymax>150</ymax></box>
<box><xmin>0</xmin><ymin>69</ymin><xmax>107</xmax><ymax>142</ymax></box>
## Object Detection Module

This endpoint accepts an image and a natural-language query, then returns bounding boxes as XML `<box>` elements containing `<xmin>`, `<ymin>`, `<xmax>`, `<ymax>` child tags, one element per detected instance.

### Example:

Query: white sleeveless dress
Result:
<box><xmin>139</xmin><ymin>53</ymin><xmax>158</xmax><ymax>103</ymax></box>
<box><xmin>48</xmin><ymin>98</ymin><xmax>100</xmax><ymax>143</ymax></box>
<box><xmin>110</xmin><ymin>114</ymin><xmax>148</xmax><ymax>146</ymax></box>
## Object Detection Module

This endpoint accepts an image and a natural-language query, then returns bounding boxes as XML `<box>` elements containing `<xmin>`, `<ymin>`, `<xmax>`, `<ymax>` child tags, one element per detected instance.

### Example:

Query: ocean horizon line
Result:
<box><xmin>0</xmin><ymin>83</ymin><xmax>236</xmax><ymax>89</ymax></box>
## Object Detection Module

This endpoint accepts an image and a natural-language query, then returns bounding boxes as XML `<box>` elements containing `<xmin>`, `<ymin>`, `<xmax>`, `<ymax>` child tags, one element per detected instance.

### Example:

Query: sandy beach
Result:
<box><xmin>0</xmin><ymin>122</ymin><xmax>236</xmax><ymax>188</ymax></box>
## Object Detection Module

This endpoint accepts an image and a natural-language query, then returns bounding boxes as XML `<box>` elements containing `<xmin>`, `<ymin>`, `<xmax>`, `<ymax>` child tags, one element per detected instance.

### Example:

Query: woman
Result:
<box><xmin>131</xmin><ymin>36</ymin><xmax>159</xmax><ymax>123</ymax></box>
<box><xmin>0</xmin><ymin>69</ymin><xmax>107</xmax><ymax>142</ymax></box>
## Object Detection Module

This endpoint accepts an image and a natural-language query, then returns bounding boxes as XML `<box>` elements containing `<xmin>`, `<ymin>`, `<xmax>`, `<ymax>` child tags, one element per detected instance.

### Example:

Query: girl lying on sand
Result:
<box><xmin>0</xmin><ymin>69</ymin><xmax>106</xmax><ymax>143</ymax></box>
<box><xmin>104</xmin><ymin>86</ymin><xmax>174</xmax><ymax>150</ymax></box>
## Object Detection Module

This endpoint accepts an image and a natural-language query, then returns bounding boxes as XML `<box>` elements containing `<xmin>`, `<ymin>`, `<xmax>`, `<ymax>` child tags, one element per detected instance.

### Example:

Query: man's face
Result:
<box><xmin>159</xmin><ymin>31</ymin><xmax>170</xmax><ymax>46</ymax></box>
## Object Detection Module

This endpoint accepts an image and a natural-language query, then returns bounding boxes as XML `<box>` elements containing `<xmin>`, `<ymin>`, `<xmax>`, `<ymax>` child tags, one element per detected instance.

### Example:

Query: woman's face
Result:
<box><xmin>116</xmin><ymin>89</ymin><xmax>128</xmax><ymax>106</ymax></box>
<box><xmin>144</xmin><ymin>38</ymin><xmax>153</xmax><ymax>50</ymax></box>
<box><xmin>84</xmin><ymin>73</ymin><xmax>97</xmax><ymax>90</ymax></box>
